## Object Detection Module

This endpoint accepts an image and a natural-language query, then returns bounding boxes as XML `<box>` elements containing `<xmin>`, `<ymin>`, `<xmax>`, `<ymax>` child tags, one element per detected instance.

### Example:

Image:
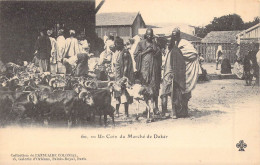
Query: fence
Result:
<box><xmin>192</xmin><ymin>42</ymin><xmax>237</xmax><ymax>63</ymax></box>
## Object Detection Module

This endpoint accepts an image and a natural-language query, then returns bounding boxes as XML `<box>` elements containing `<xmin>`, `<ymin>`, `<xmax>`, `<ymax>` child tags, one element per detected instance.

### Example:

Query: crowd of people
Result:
<box><xmin>97</xmin><ymin>28</ymin><xmax>199</xmax><ymax>119</ymax></box>
<box><xmin>33</xmin><ymin>28</ymin><xmax>93</xmax><ymax>76</ymax></box>
<box><xmin>30</xmin><ymin>27</ymin><xmax>200</xmax><ymax>119</ymax></box>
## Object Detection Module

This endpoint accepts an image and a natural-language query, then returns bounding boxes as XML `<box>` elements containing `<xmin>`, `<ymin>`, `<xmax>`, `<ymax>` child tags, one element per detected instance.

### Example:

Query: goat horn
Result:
<box><xmin>79</xmin><ymin>91</ymin><xmax>89</xmax><ymax>99</ymax></box>
<box><xmin>84</xmin><ymin>81</ymin><xmax>90</xmax><ymax>88</ymax></box>
<box><xmin>49</xmin><ymin>78</ymin><xmax>56</xmax><ymax>87</ymax></box>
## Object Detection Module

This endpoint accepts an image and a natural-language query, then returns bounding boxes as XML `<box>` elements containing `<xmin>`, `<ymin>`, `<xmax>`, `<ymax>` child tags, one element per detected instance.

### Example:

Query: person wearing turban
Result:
<box><xmin>134</xmin><ymin>28</ymin><xmax>162</xmax><ymax>114</ymax></box>
<box><xmin>161</xmin><ymin>28</ymin><xmax>199</xmax><ymax>118</ymax></box>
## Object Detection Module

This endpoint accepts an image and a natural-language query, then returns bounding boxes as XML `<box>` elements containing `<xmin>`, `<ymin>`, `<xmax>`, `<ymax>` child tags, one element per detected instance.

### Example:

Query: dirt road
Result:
<box><xmin>0</xmin><ymin>79</ymin><xmax>259</xmax><ymax>164</ymax></box>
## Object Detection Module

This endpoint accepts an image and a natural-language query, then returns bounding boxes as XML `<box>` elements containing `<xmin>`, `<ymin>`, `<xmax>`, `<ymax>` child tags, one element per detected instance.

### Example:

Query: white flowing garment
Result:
<box><xmin>178</xmin><ymin>39</ymin><xmax>200</xmax><ymax>93</ymax></box>
<box><xmin>64</xmin><ymin>37</ymin><xmax>80</xmax><ymax>58</ymax></box>
<box><xmin>56</xmin><ymin>36</ymin><xmax>66</xmax><ymax>62</ymax></box>
<box><xmin>129</xmin><ymin>35</ymin><xmax>141</xmax><ymax>72</ymax></box>
<box><xmin>64</xmin><ymin>37</ymin><xmax>80</xmax><ymax>66</ymax></box>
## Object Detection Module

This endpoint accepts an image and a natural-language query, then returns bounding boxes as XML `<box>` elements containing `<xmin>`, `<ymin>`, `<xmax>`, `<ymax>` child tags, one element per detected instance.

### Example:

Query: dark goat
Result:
<box><xmin>28</xmin><ymin>90</ymin><xmax>80</xmax><ymax>127</ymax></box>
<box><xmin>80</xmin><ymin>88</ymin><xmax>115</xmax><ymax>126</ymax></box>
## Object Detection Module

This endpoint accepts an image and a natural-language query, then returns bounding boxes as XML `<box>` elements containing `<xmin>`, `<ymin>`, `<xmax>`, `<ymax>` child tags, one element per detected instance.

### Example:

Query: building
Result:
<box><xmin>236</xmin><ymin>23</ymin><xmax>260</xmax><ymax>58</ymax></box>
<box><xmin>0</xmin><ymin>0</ymin><xmax>97</xmax><ymax>63</ymax></box>
<box><xmin>201</xmin><ymin>31</ymin><xmax>241</xmax><ymax>63</ymax></box>
<box><xmin>236</xmin><ymin>23</ymin><xmax>260</xmax><ymax>44</ymax></box>
<box><xmin>144</xmin><ymin>23</ymin><xmax>196</xmax><ymax>36</ymax></box>
<box><xmin>138</xmin><ymin>28</ymin><xmax>201</xmax><ymax>43</ymax></box>
<box><xmin>96</xmin><ymin>12</ymin><xmax>146</xmax><ymax>42</ymax></box>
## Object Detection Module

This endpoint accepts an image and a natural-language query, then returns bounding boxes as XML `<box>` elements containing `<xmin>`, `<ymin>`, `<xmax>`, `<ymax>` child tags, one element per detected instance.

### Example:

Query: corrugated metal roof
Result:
<box><xmin>96</xmin><ymin>12</ymin><xmax>139</xmax><ymax>26</ymax></box>
<box><xmin>201</xmin><ymin>31</ymin><xmax>241</xmax><ymax>43</ymax></box>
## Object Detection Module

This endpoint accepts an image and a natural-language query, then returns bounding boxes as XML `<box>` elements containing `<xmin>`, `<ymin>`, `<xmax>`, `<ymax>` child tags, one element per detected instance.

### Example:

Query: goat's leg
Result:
<box><xmin>66</xmin><ymin>109</ymin><xmax>73</xmax><ymax>128</ymax></box>
<box><xmin>151</xmin><ymin>98</ymin><xmax>154</xmax><ymax>116</ymax></box>
<box><xmin>104</xmin><ymin>114</ymin><xmax>107</xmax><ymax>126</ymax></box>
<box><xmin>116</xmin><ymin>104</ymin><xmax>120</xmax><ymax>117</ymax></box>
<box><xmin>153</xmin><ymin>96</ymin><xmax>159</xmax><ymax>114</ymax></box>
<box><xmin>99</xmin><ymin>114</ymin><xmax>102</xmax><ymax>125</ymax></box>
<box><xmin>92</xmin><ymin>110</ymin><xmax>95</xmax><ymax>122</ymax></box>
<box><xmin>112</xmin><ymin>114</ymin><xmax>115</xmax><ymax>126</ymax></box>
<box><xmin>146</xmin><ymin>100</ymin><xmax>150</xmax><ymax>119</ymax></box>
<box><xmin>124</xmin><ymin>103</ymin><xmax>129</xmax><ymax>117</ymax></box>
<box><xmin>135</xmin><ymin>100</ymin><xmax>140</xmax><ymax>120</ymax></box>
<box><xmin>146</xmin><ymin>100</ymin><xmax>153</xmax><ymax>123</ymax></box>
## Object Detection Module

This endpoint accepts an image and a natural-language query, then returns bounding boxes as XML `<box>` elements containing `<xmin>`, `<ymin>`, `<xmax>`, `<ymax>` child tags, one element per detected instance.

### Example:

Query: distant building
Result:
<box><xmin>236</xmin><ymin>23</ymin><xmax>260</xmax><ymax>58</ymax></box>
<box><xmin>143</xmin><ymin>23</ymin><xmax>195</xmax><ymax>36</ymax></box>
<box><xmin>201</xmin><ymin>31</ymin><xmax>241</xmax><ymax>63</ymax></box>
<box><xmin>138</xmin><ymin>28</ymin><xmax>201</xmax><ymax>43</ymax></box>
<box><xmin>96</xmin><ymin>12</ymin><xmax>146</xmax><ymax>42</ymax></box>
<box><xmin>236</xmin><ymin>23</ymin><xmax>260</xmax><ymax>44</ymax></box>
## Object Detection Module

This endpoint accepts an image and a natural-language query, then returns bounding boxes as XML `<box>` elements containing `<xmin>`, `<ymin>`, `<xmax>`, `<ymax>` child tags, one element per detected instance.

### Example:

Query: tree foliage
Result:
<box><xmin>243</xmin><ymin>17</ymin><xmax>260</xmax><ymax>29</ymax></box>
<box><xmin>195</xmin><ymin>14</ymin><xmax>259</xmax><ymax>38</ymax></box>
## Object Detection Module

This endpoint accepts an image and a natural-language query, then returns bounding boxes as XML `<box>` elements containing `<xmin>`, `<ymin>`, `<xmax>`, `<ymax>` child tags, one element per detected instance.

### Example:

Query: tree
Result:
<box><xmin>195</xmin><ymin>26</ymin><xmax>208</xmax><ymax>38</ymax></box>
<box><xmin>206</xmin><ymin>14</ymin><xmax>244</xmax><ymax>31</ymax></box>
<box><xmin>195</xmin><ymin>14</ymin><xmax>251</xmax><ymax>38</ymax></box>
<box><xmin>243</xmin><ymin>17</ymin><xmax>260</xmax><ymax>29</ymax></box>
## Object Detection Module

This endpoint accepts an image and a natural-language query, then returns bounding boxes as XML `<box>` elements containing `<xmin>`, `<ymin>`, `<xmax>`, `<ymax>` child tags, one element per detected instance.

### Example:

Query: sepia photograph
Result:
<box><xmin>0</xmin><ymin>0</ymin><xmax>259</xmax><ymax>164</ymax></box>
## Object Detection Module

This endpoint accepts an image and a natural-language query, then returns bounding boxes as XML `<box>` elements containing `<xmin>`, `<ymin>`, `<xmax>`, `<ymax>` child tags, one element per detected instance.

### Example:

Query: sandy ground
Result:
<box><xmin>1</xmin><ymin>63</ymin><xmax>260</xmax><ymax>164</ymax></box>
<box><xmin>0</xmin><ymin>79</ymin><xmax>259</xmax><ymax>164</ymax></box>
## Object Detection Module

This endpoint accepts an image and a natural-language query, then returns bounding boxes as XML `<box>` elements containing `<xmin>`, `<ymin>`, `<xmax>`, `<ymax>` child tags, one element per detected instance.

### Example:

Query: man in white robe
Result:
<box><xmin>47</xmin><ymin>30</ymin><xmax>57</xmax><ymax>74</ymax></box>
<box><xmin>56</xmin><ymin>29</ymin><xmax>66</xmax><ymax>74</ymax></box>
<box><xmin>63</xmin><ymin>30</ymin><xmax>79</xmax><ymax>74</ymax></box>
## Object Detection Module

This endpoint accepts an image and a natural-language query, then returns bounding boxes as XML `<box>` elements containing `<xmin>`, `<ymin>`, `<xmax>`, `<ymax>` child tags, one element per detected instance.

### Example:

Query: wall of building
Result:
<box><xmin>193</xmin><ymin>43</ymin><xmax>237</xmax><ymax>63</ymax></box>
<box><xmin>96</xmin><ymin>26</ymin><xmax>131</xmax><ymax>42</ymax></box>
<box><xmin>241</xmin><ymin>26</ymin><xmax>260</xmax><ymax>39</ymax></box>
<box><xmin>0</xmin><ymin>1</ymin><xmax>96</xmax><ymax>63</ymax></box>
<box><xmin>132</xmin><ymin>14</ymin><xmax>146</xmax><ymax>37</ymax></box>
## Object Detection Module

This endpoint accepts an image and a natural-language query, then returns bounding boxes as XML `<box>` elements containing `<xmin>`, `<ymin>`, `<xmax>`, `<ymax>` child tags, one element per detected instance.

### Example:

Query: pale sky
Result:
<box><xmin>96</xmin><ymin>0</ymin><xmax>260</xmax><ymax>26</ymax></box>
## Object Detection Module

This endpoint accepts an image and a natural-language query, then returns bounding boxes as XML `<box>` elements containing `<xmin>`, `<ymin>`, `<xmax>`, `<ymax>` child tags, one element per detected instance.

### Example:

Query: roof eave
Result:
<box><xmin>236</xmin><ymin>23</ymin><xmax>260</xmax><ymax>37</ymax></box>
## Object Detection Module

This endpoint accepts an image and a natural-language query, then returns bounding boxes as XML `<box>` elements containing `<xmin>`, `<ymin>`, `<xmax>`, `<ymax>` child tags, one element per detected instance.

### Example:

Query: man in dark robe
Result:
<box><xmin>250</xmin><ymin>44</ymin><xmax>260</xmax><ymax>85</ymax></box>
<box><xmin>134</xmin><ymin>28</ymin><xmax>161</xmax><ymax>114</ymax></box>
<box><xmin>161</xmin><ymin>28</ymin><xmax>199</xmax><ymax>118</ymax></box>
<box><xmin>243</xmin><ymin>53</ymin><xmax>253</xmax><ymax>86</ymax></box>
<box><xmin>112</xmin><ymin>37</ymin><xmax>134</xmax><ymax>117</ymax></box>
<box><xmin>34</xmin><ymin>29</ymin><xmax>52</xmax><ymax>72</ymax></box>
<box><xmin>244</xmin><ymin>44</ymin><xmax>259</xmax><ymax>86</ymax></box>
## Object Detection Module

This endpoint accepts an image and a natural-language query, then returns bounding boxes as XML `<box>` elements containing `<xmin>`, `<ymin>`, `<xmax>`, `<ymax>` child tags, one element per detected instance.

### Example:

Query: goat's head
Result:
<box><xmin>27</xmin><ymin>91</ymin><xmax>39</xmax><ymax>105</ymax></box>
<box><xmin>79</xmin><ymin>90</ymin><xmax>94</xmax><ymax>106</ymax></box>
<box><xmin>49</xmin><ymin>78</ymin><xmax>56</xmax><ymax>87</ymax></box>
<box><xmin>84</xmin><ymin>80</ymin><xmax>98</xmax><ymax>90</ymax></box>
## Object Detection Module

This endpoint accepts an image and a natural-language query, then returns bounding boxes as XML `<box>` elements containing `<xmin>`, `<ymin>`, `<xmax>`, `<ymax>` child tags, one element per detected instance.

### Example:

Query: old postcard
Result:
<box><xmin>0</xmin><ymin>0</ymin><xmax>260</xmax><ymax>164</ymax></box>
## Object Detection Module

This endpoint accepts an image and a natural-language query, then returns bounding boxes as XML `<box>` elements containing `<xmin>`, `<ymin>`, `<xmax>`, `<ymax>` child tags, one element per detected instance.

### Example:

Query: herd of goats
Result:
<box><xmin>0</xmin><ymin>62</ymin><xmax>152</xmax><ymax>127</ymax></box>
